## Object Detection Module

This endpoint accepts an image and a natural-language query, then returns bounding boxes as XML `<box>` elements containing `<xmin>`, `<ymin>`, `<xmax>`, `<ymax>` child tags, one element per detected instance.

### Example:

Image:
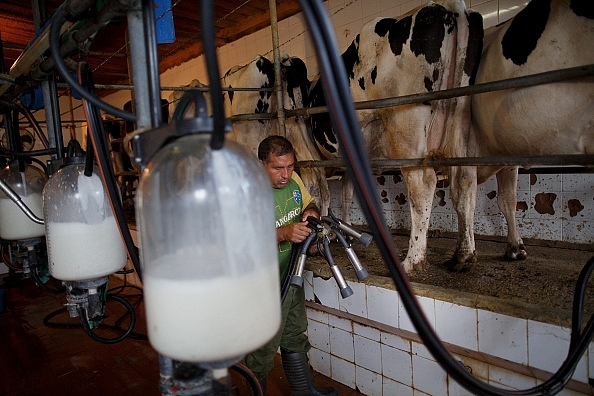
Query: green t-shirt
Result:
<box><xmin>274</xmin><ymin>172</ymin><xmax>315</xmax><ymax>283</ymax></box>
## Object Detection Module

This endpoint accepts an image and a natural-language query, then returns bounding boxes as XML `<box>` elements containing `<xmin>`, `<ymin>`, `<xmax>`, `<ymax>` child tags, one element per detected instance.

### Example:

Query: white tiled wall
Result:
<box><xmin>303</xmin><ymin>270</ymin><xmax>593</xmax><ymax>395</ymax></box>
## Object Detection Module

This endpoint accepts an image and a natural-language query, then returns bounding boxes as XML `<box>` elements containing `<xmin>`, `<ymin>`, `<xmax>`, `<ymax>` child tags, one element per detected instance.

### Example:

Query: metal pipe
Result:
<box><xmin>16</xmin><ymin>103</ymin><xmax>50</xmax><ymax>149</ymax></box>
<box><xmin>126</xmin><ymin>0</ymin><xmax>163</xmax><ymax>130</ymax></box>
<box><xmin>269</xmin><ymin>0</ymin><xmax>286</xmax><ymax>137</ymax></box>
<box><xmin>0</xmin><ymin>178</ymin><xmax>44</xmax><ymax>224</ymax></box>
<box><xmin>287</xmin><ymin>64</ymin><xmax>594</xmax><ymax>117</ymax></box>
<box><xmin>297</xmin><ymin>154</ymin><xmax>594</xmax><ymax>169</ymax></box>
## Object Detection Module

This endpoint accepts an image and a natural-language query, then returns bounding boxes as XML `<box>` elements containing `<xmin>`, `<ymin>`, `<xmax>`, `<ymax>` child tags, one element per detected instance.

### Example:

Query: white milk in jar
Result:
<box><xmin>47</xmin><ymin>216</ymin><xmax>127</xmax><ymax>281</ymax></box>
<box><xmin>143</xmin><ymin>250</ymin><xmax>281</xmax><ymax>363</ymax></box>
<box><xmin>0</xmin><ymin>193</ymin><xmax>45</xmax><ymax>240</ymax></box>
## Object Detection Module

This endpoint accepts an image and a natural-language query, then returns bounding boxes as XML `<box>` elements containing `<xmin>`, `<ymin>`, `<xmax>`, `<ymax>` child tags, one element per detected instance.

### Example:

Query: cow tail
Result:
<box><xmin>441</xmin><ymin>2</ymin><xmax>484</xmax><ymax>158</ymax></box>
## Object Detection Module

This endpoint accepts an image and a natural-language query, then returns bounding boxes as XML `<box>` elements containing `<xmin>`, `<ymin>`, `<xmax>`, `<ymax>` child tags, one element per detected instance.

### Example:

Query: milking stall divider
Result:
<box><xmin>1</xmin><ymin>0</ymin><xmax>594</xmax><ymax>395</ymax></box>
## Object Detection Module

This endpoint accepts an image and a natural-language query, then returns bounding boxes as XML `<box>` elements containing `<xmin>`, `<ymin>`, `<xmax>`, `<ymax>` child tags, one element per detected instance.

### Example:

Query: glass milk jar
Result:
<box><xmin>135</xmin><ymin>134</ymin><xmax>280</xmax><ymax>364</ymax></box>
<box><xmin>43</xmin><ymin>164</ymin><xmax>127</xmax><ymax>281</ymax></box>
<box><xmin>0</xmin><ymin>161</ymin><xmax>47</xmax><ymax>240</ymax></box>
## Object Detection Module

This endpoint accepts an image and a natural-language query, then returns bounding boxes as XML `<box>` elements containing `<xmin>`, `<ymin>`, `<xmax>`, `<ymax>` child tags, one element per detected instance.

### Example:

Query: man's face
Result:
<box><xmin>264</xmin><ymin>153</ymin><xmax>295</xmax><ymax>189</ymax></box>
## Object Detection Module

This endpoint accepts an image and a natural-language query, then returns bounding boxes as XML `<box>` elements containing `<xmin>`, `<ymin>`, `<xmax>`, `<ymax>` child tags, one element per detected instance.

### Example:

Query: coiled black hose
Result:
<box><xmin>77</xmin><ymin>294</ymin><xmax>136</xmax><ymax>344</ymax></box>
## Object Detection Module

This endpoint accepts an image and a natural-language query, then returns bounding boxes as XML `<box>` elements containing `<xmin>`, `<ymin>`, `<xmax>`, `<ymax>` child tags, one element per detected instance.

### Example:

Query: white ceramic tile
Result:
<box><xmin>488</xmin><ymin>365</ymin><xmax>536</xmax><ymax>390</ymax></box>
<box><xmin>354</xmin><ymin>322</ymin><xmax>381</xmax><ymax>342</ymax></box>
<box><xmin>307</xmin><ymin>306</ymin><xmax>329</xmax><ymax>324</ymax></box>
<box><xmin>329</xmin><ymin>313</ymin><xmax>352</xmax><ymax>332</ymax></box>
<box><xmin>383</xmin><ymin>377</ymin><xmax>414</xmax><ymax>396</ymax></box>
<box><xmin>478</xmin><ymin>311</ymin><xmax>528</xmax><ymax>365</ymax></box>
<box><xmin>563</xmin><ymin>173</ymin><xmax>594</xmax><ymax>193</ymax></box>
<box><xmin>435</xmin><ymin>301</ymin><xmax>478</xmax><ymax>351</ymax></box>
<box><xmin>313</xmin><ymin>275</ymin><xmax>340</xmax><ymax>309</ymax></box>
<box><xmin>411</xmin><ymin>341</ymin><xmax>434</xmax><ymax>361</ymax></box>
<box><xmin>331</xmin><ymin>356</ymin><xmax>356</xmax><ymax>389</ymax></box>
<box><xmin>356</xmin><ymin>366</ymin><xmax>383</xmax><ymax>396</ymax></box>
<box><xmin>399</xmin><ymin>296</ymin><xmax>435</xmax><ymax>334</ymax></box>
<box><xmin>309</xmin><ymin>348</ymin><xmax>332</xmax><ymax>378</ymax></box>
<box><xmin>330</xmin><ymin>326</ymin><xmax>355</xmax><ymax>362</ymax></box>
<box><xmin>588</xmin><ymin>342</ymin><xmax>594</xmax><ymax>378</ymax></box>
<box><xmin>307</xmin><ymin>318</ymin><xmax>330</xmax><ymax>353</ymax></box>
<box><xmin>562</xmin><ymin>191</ymin><xmax>594</xmax><ymax>221</ymax></box>
<box><xmin>339</xmin><ymin>281</ymin><xmax>367</xmax><ymax>317</ymax></box>
<box><xmin>448</xmin><ymin>375</ymin><xmax>476</xmax><ymax>396</ymax></box>
<box><xmin>354</xmin><ymin>334</ymin><xmax>382</xmax><ymax>373</ymax></box>
<box><xmin>304</xmin><ymin>270</ymin><xmax>315</xmax><ymax>301</ymax></box>
<box><xmin>381</xmin><ymin>331</ymin><xmax>410</xmax><ymax>352</ymax></box>
<box><xmin>530</xmin><ymin>173</ymin><xmax>562</xmax><ymax>192</ymax></box>
<box><xmin>382</xmin><ymin>344</ymin><xmax>413</xmax><ymax>385</ymax></box>
<box><xmin>527</xmin><ymin>320</ymin><xmax>570</xmax><ymax>374</ymax></box>
<box><xmin>412</xmin><ymin>354</ymin><xmax>448</xmax><ymax>396</ymax></box>
<box><xmin>562</xmin><ymin>219</ymin><xmax>594</xmax><ymax>244</ymax></box>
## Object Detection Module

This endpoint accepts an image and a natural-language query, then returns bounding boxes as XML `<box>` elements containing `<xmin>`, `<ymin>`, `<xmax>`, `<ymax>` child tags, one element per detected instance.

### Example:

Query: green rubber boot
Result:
<box><xmin>281</xmin><ymin>349</ymin><xmax>337</xmax><ymax>396</ymax></box>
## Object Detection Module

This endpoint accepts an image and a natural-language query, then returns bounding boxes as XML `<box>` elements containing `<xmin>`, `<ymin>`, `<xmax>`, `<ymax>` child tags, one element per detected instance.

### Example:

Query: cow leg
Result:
<box><xmin>300</xmin><ymin>168</ymin><xmax>330</xmax><ymax>217</ymax></box>
<box><xmin>496</xmin><ymin>167</ymin><xmax>527</xmax><ymax>261</ymax></box>
<box><xmin>448</xmin><ymin>165</ymin><xmax>478</xmax><ymax>272</ymax></box>
<box><xmin>341</xmin><ymin>173</ymin><xmax>354</xmax><ymax>225</ymax></box>
<box><xmin>400</xmin><ymin>167</ymin><xmax>437</xmax><ymax>273</ymax></box>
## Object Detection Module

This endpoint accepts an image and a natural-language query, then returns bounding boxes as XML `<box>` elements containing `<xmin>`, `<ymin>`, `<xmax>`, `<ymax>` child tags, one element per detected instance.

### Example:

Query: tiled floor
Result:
<box><xmin>0</xmin><ymin>272</ymin><xmax>363</xmax><ymax>396</ymax></box>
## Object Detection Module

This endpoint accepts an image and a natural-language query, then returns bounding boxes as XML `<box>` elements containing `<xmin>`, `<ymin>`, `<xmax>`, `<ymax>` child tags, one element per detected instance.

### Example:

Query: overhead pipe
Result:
<box><xmin>269</xmin><ymin>0</ymin><xmax>286</xmax><ymax>137</ymax></box>
<box><xmin>288</xmin><ymin>64</ymin><xmax>594</xmax><ymax>118</ymax></box>
<box><xmin>297</xmin><ymin>154</ymin><xmax>594</xmax><ymax>170</ymax></box>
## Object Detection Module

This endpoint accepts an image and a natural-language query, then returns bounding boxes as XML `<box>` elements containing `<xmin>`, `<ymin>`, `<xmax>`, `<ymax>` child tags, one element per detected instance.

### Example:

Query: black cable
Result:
<box><xmin>77</xmin><ymin>294</ymin><xmax>136</xmax><ymax>344</ymax></box>
<box><xmin>297</xmin><ymin>1</ymin><xmax>594</xmax><ymax>395</ymax></box>
<box><xmin>172</xmin><ymin>89</ymin><xmax>208</xmax><ymax>121</ymax></box>
<box><xmin>229</xmin><ymin>362</ymin><xmax>264</xmax><ymax>396</ymax></box>
<box><xmin>30</xmin><ymin>266</ymin><xmax>66</xmax><ymax>294</ymax></box>
<box><xmin>42</xmin><ymin>292</ymin><xmax>148</xmax><ymax>341</ymax></box>
<box><xmin>84</xmin><ymin>132</ymin><xmax>94</xmax><ymax>177</ymax></box>
<box><xmin>200</xmin><ymin>0</ymin><xmax>226</xmax><ymax>150</ymax></box>
<box><xmin>48</xmin><ymin>9</ymin><xmax>136</xmax><ymax>123</ymax></box>
<box><xmin>78</xmin><ymin>62</ymin><xmax>143</xmax><ymax>280</ymax></box>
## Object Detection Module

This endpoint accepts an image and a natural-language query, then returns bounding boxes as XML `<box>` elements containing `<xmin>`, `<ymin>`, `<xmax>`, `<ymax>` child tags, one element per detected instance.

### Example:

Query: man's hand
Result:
<box><xmin>277</xmin><ymin>221</ymin><xmax>312</xmax><ymax>243</ymax></box>
<box><xmin>301</xmin><ymin>203</ymin><xmax>320</xmax><ymax>222</ymax></box>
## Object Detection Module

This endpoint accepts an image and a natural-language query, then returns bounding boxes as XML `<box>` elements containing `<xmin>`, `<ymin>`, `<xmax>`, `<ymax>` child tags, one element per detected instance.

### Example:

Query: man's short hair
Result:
<box><xmin>258</xmin><ymin>135</ymin><xmax>295</xmax><ymax>163</ymax></box>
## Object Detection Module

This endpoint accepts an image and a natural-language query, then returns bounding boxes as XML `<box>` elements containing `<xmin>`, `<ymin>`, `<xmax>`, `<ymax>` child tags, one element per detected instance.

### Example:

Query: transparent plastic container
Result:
<box><xmin>136</xmin><ymin>134</ymin><xmax>280</xmax><ymax>363</ymax></box>
<box><xmin>43</xmin><ymin>164</ymin><xmax>126</xmax><ymax>281</ymax></box>
<box><xmin>0</xmin><ymin>162</ymin><xmax>47</xmax><ymax>240</ymax></box>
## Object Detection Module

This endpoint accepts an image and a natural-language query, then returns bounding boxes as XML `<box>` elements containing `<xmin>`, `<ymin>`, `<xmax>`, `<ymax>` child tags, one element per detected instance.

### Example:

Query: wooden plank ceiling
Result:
<box><xmin>0</xmin><ymin>0</ymin><xmax>302</xmax><ymax>97</ymax></box>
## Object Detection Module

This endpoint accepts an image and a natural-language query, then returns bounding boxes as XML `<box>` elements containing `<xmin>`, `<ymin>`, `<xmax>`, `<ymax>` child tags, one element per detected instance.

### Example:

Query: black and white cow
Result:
<box><xmin>310</xmin><ymin>0</ymin><xmax>594</xmax><ymax>274</ymax></box>
<box><xmin>309</xmin><ymin>0</ymin><xmax>483</xmax><ymax>273</ymax></box>
<box><xmin>223</xmin><ymin>53</ymin><xmax>330</xmax><ymax>215</ymax></box>
<box><xmin>451</xmin><ymin>0</ymin><xmax>594</xmax><ymax>271</ymax></box>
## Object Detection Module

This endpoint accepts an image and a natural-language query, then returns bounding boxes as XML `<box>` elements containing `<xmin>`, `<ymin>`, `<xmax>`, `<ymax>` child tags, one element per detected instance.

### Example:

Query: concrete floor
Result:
<box><xmin>0</xmin><ymin>271</ymin><xmax>363</xmax><ymax>396</ymax></box>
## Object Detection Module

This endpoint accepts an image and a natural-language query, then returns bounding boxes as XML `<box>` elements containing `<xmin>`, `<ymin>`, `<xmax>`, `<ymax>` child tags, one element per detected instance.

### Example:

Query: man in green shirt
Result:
<box><xmin>244</xmin><ymin>136</ymin><xmax>336</xmax><ymax>396</ymax></box>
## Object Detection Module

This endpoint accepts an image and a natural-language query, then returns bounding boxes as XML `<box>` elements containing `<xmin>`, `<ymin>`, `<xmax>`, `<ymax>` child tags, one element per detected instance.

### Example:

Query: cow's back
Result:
<box><xmin>471</xmin><ymin>0</ymin><xmax>594</xmax><ymax>169</ymax></box>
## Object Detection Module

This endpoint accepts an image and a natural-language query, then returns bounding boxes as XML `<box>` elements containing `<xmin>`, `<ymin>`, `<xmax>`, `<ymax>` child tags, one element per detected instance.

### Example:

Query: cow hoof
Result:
<box><xmin>413</xmin><ymin>260</ymin><xmax>428</xmax><ymax>272</ymax></box>
<box><xmin>445</xmin><ymin>253</ymin><xmax>476</xmax><ymax>273</ymax></box>
<box><xmin>505</xmin><ymin>244</ymin><xmax>527</xmax><ymax>261</ymax></box>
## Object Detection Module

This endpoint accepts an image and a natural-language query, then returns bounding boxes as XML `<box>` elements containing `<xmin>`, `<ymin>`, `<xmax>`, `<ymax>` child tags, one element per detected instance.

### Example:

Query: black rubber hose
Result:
<box><xmin>230</xmin><ymin>362</ymin><xmax>264</xmax><ymax>396</ymax></box>
<box><xmin>77</xmin><ymin>294</ymin><xmax>136</xmax><ymax>344</ymax></box>
<box><xmin>84</xmin><ymin>133</ymin><xmax>94</xmax><ymax>177</ymax></box>
<box><xmin>78</xmin><ymin>62</ymin><xmax>142</xmax><ymax>279</ymax></box>
<box><xmin>200</xmin><ymin>0</ymin><xmax>226</xmax><ymax>150</ymax></box>
<box><xmin>297</xmin><ymin>1</ymin><xmax>594</xmax><ymax>395</ymax></box>
<box><xmin>30</xmin><ymin>267</ymin><xmax>65</xmax><ymax>294</ymax></box>
<box><xmin>49</xmin><ymin>10</ymin><xmax>136</xmax><ymax>123</ymax></box>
